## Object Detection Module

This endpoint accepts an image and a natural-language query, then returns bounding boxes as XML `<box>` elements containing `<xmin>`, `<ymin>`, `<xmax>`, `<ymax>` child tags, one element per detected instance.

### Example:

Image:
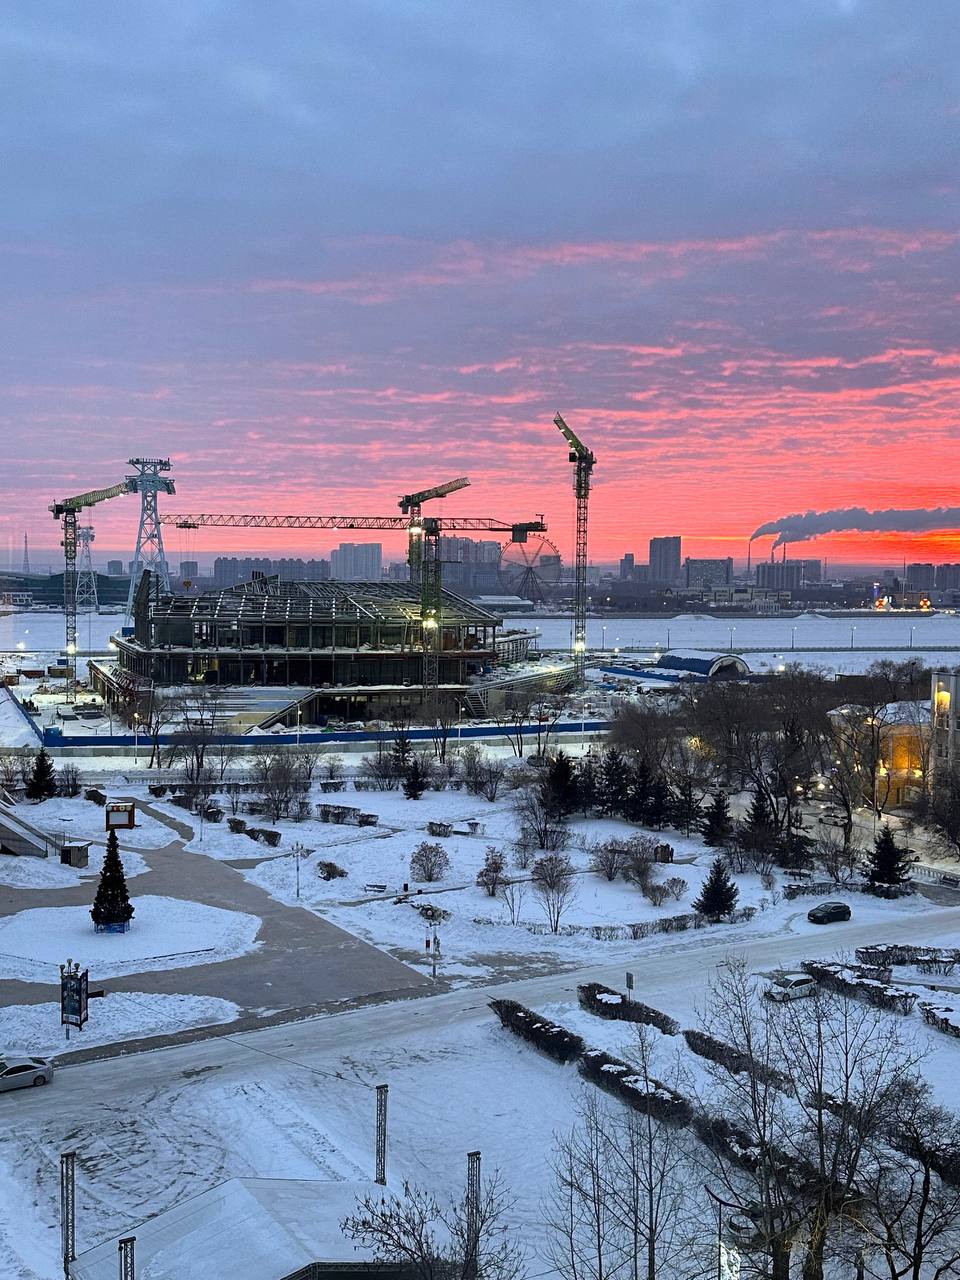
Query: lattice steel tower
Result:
<box><xmin>125</xmin><ymin>458</ymin><xmax>176</xmax><ymax>616</ymax></box>
<box><xmin>75</xmin><ymin>527</ymin><xmax>99</xmax><ymax>613</ymax></box>
<box><xmin>554</xmin><ymin>413</ymin><xmax>596</xmax><ymax>686</ymax></box>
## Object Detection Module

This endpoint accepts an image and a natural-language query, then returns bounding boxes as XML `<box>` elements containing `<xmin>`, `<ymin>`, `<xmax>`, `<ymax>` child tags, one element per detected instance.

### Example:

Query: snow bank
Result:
<box><xmin>0</xmin><ymin>991</ymin><xmax>241</xmax><ymax>1056</ymax></box>
<box><xmin>0</xmin><ymin>896</ymin><xmax>262</xmax><ymax>981</ymax></box>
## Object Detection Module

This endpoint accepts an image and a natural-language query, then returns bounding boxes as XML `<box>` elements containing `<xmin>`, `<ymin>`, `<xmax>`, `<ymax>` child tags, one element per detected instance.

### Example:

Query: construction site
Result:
<box><xmin>27</xmin><ymin>415</ymin><xmax>596</xmax><ymax>732</ymax></box>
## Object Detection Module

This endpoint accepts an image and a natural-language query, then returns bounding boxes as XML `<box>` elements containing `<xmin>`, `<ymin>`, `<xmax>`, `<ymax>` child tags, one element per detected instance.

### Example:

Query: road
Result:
<box><xmin>13</xmin><ymin>901</ymin><xmax>959</xmax><ymax>1122</ymax></box>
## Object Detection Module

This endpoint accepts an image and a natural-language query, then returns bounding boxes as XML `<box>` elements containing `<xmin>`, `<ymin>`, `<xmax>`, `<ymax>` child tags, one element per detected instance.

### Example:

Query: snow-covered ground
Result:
<box><xmin>0</xmin><ymin>842</ymin><xmax>149</xmax><ymax>889</ymax></box>
<box><xmin>19</xmin><ymin>795</ymin><xmax>175</xmax><ymax>849</ymax></box>
<box><xmin>0</xmin><ymin>992</ymin><xmax>240</xmax><ymax>1058</ymax></box>
<box><xmin>0</xmin><ymin>897</ymin><xmax>262</xmax><ymax>982</ymax></box>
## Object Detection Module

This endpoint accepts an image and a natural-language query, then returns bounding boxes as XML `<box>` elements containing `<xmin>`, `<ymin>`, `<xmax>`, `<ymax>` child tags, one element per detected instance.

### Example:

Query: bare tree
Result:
<box><xmin>171</xmin><ymin>687</ymin><xmax>226</xmax><ymax>785</ymax></box>
<box><xmin>532</xmin><ymin>853</ymin><xmax>577</xmax><ymax>932</ymax></box>
<box><xmin>515</xmin><ymin>783</ymin><xmax>568</xmax><ymax>851</ymax></box>
<box><xmin>493</xmin><ymin>690</ymin><xmax>536</xmax><ymax>758</ymax></box>
<box><xmin>293</xmin><ymin>742</ymin><xmax>324</xmax><ymax>784</ymax></box>
<box><xmin>587</xmin><ymin>838</ymin><xmax>627</xmax><ymax>882</ymax></box>
<box><xmin>0</xmin><ymin>748</ymin><xmax>21</xmax><ymax>790</ymax></box>
<box><xmin>323</xmin><ymin>753</ymin><xmax>344</xmax><ymax>782</ymax></box>
<box><xmin>343</xmin><ymin>1173</ymin><xmax>524</xmax><ymax>1280</ymax></box>
<box><xmin>135</xmin><ymin>687</ymin><xmax>180</xmax><ymax>770</ymax></box>
<box><xmin>545</xmin><ymin>1034</ymin><xmax>700</xmax><ymax>1280</ymax></box>
<box><xmin>498</xmin><ymin>878</ymin><xmax>527</xmax><ymax>925</ymax></box>
<box><xmin>58</xmin><ymin>762</ymin><xmax>82</xmax><ymax>797</ymax></box>
<box><xmin>252</xmin><ymin>747</ymin><xmax>306</xmax><ymax>822</ymax></box>
<box><xmin>421</xmin><ymin>693</ymin><xmax>460</xmax><ymax>762</ymax></box>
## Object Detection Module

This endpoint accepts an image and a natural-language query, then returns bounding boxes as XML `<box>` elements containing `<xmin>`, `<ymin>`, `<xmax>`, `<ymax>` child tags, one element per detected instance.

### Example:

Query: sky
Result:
<box><xmin>3</xmin><ymin>1</ymin><xmax>959</xmax><ymax>571</ymax></box>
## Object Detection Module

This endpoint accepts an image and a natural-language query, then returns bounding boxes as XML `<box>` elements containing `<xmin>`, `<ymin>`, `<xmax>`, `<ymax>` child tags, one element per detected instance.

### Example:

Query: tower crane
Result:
<box><xmin>50</xmin><ymin>457</ymin><xmax>176</xmax><ymax>682</ymax></box>
<box><xmin>398</xmin><ymin>477</ymin><xmax>470</xmax><ymax>584</ymax></box>
<box><xmin>554</xmin><ymin>412</ymin><xmax>596</xmax><ymax>685</ymax></box>
<box><xmin>159</xmin><ymin>507</ymin><xmax>546</xmax><ymax>691</ymax></box>
<box><xmin>50</xmin><ymin>479</ymin><xmax>136</xmax><ymax>680</ymax></box>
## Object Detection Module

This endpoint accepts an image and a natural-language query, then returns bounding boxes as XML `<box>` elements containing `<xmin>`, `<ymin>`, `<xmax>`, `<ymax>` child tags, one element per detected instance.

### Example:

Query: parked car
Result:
<box><xmin>766</xmin><ymin>972</ymin><xmax>818</xmax><ymax>1002</ymax></box>
<box><xmin>807</xmin><ymin>901</ymin><xmax>851</xmax><ymax>925</ymax></box>
<box><xmin>0</xmin><ymin>1055</ymin><xmax>54</xmax><ymax>1092</ymax></box>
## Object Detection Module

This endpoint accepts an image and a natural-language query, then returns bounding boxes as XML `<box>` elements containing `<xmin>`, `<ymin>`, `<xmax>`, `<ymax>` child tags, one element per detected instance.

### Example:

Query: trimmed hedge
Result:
<box><xmin>578</xmin><ymin>1049</ymin><xmax>692</xmax><ymax>1124</ymax></box>
<box><xmin>857</xmin><ymin>943</ymin><xmax>960</xmax><ymax>968</ymax></box>
<box><xmin>317</xmin><ymin>860</ymin><xmax>347</xmax><ymax>881</ymax></box>
<box><xmin>85</xmin><ymin>788</ymin><xmax>106</xmax><ymax>806</ymax></box>
<box><xmin>474</xmin><ymin>905</ymin><xmax>758</xmax><ymax>942</ymax></box>
<box><xmin>801</xmin><ymin>960</ymin><xmax>916</xmax><ymax>1014</ymax></box>
<box><xmin>919</xmin><ymin>1000</ymin><xmax>960</xmax><ymax>1040</ymax></box>
<box><xmin>682</xmin><ymin>1029</ymin><xmax>792</xmax><ymax>1092</ymax></box>
<box><xmin>489</xmin><ymin>999</ymin><xmax>585</xmax><ymax>1064</ymax></box>
<box><xmin>227</xmin><ymin>817</ymin><xmax>246</xmax><ymax>834</ymax></box>
<box><xmin>577</xmin><ymin>983</ymin><xmax>679</xmax><ymax>1035</ymax></box>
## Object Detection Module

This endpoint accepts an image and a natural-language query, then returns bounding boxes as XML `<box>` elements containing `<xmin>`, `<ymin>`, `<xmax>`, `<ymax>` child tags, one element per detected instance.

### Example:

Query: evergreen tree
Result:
<box><xmin>739</xmin><ymin>790</ymin><xmax>775</xmax><ymax>852</ymax></box>
<box><xmin>545</xmin><ymin>751</ymin><xmax>578</xmax><ymax>817</ymax></box>
<box><xmin>867</xmin><ymin>823</ymin><xmax>912</xmax><ymax>887</ymax></box>
<box><xmin>701</xmin><ymin>790</ymin><xmax>733</xmax><ymax>847</ymax></box>
<box><xmin>575</xmin><ymin>751</ymin><xmax>598</xmax><ymax>814</ymax></box>
<box><xmin>598</xmin><ymin>748</ymin><xmax>629</xmax><ymax>817</ymax></box>
<box><xmin>25</xmin><ymin>747</ymin><xmax>57</xmax><ymax>801</ymax></box>
<box><xmin>401</xmin><ymin>754</ymin><xmax>429</xmax><ymax>800</ymax></box>
<box><xmin>90</xmin><ymin>829</ymin><xmax>135</xmax><ymax>929</ymax></box>
<box><xmin>692</xmin><ymin>856</ymin><xmax>739</xmax><ymax>920</ymax></box>
<box><xmin>623</xmin><ymin>757</ymin><xmax>651</xmax><ymax>824</ymax></box>
<box><xmin>646</xmin><ymin>774</ymin><xmax>671</xmax><ymax>831</ymax></box>
<box><xmin>670</xmin><ymin>775</ymin><xmax>702</xmax><ymax>836</ymax></box>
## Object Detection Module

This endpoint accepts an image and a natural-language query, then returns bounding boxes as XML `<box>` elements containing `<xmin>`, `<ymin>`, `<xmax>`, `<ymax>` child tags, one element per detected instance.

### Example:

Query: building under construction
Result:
<box><xmin>97</xmin><ymin>572</ymin><xmax>534</xmax><ymax>721</ymax></box>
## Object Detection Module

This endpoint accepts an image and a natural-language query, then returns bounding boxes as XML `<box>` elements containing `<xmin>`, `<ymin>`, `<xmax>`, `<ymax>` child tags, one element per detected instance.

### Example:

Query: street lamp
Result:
<box><xmin>601</xmin><ymin>625</ymin><xmax>606</xmax><ymax>653</ymax></box>
<box><xmin>132</xmin><ymin>712</ymin><xmax>140</xmax><ymax>766</ymax></box>
<box><xmin>292</xmin><ymin>842</ymin><xmax>311</xmax><ymax>899</ymax></box>
<box><xmin>850</xmin><ymin>625</ymin><xmax>857</xmax><ymax>650</ymax></box>
<box><xmin>909</xmin><ymin>625</ymin><xmax>916</xmax><ymax>650</ymax></box>
<box><xmin>728</xmin><ymin>625</ymin><xmax>736</xmax><ymax>651</ymax></box>
<box><xmin>791</xmin><ymin>625</ymin><xmax>797</xmax><ymax>650</ymax></box>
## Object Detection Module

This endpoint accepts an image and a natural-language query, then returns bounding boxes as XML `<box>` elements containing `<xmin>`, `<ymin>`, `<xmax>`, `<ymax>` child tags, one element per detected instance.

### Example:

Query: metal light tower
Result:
<box><xmin>554</xmin><ymin>413</ymin><xmax>596</xmax><ymax>685</ymax></box>
<box><xmin>125</xmin><ymin>458</ymin><xmax>175</xmax><ymax>616</ymax></box>
<box><xmin>76</xmin><ymin>527</ymin><xmax>99</xmax><ymax>614</ymax></box>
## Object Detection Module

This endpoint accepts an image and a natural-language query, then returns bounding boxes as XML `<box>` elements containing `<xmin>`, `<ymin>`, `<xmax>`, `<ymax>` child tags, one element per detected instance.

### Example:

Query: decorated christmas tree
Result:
<box><xmin>90</xmin><ymin>830</ymin><xmax>135</xmax><ymax>929</ymax></box>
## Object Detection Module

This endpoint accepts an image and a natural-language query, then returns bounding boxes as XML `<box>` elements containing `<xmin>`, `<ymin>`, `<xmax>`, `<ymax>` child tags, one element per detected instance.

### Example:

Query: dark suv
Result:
<box><xmin>807</xmin><ymin>901</ymin><xmax>851</xmax><ymax>925</ymax></box>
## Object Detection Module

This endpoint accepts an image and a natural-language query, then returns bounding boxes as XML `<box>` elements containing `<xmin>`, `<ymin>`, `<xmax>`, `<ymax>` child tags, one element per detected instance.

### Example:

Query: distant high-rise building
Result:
<box><xmin>106</xmin><ymin>560</ymin><xmax>124</xmax><ymax>577</ymax></box>
<box><xmin>649</xmin><ymin>536</ymin><xmax>682</xmax><ymax>584</ymax></box>
<box><xmin>619</xmin><ymin>553</ymin><xmax>635</xmax><ymax>580</ymax></box>
<box><xmin>330</xmin><ymin>542</ymin><xmax>382</xmax><ymax>582</ymax></box>
<box><xmin>684</xmin><ymin>556</ymin><xmax>733</xmax><ymax>588</ymax></box>
<box><xmin>906</xmin><ymin>562</ymin><xmax>936</xmax><ymax>592</ymax></box>
<box><xmin>800</xmin><ymin>558</ymin><xmax>822</xmax><ymax>584</ymax></box>
<box><xmin>178</xmin><ymin>560</ymin><xmax>199</xmax><ymax>582</ymax></box>
<box><xmin>757</xmin><ymin>560</ymin><xmax>802</xmax><ymax>591</ymax></box>
<box><xmin>936</xmin><ymin>564</ymin><xmax>960</xmax><ymax>591</ymax></box>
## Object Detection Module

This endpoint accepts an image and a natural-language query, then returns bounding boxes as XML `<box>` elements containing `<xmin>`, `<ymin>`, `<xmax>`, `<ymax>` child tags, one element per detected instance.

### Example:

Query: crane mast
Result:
<box><xmin>554</xmin><ymin>412</ymin><xmax>596</xmax><ymax>686</ymax></box>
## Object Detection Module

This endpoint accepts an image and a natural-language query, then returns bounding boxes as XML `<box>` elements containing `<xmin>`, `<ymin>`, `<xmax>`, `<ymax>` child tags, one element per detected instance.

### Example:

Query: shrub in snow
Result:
<box><xmin>587</xmin><ymin>838</ymin><xmax>627</xmax><ymax>881</ymax></box>
<box><xmin>227</xmin><ymin>817</ymin><xmax>246</xmax><ymax>834</ymax></box>
<box><xmin>857</xmin><ymin>944</ymin><xmax>960</xmax><ymax>968</ymax></box>
<box><xmin>918</xmin><ymin>1001</ymin><xmax>960</xmax><ymax>1040</ymax></box>
<box><xmin>410</xmin><ymin>840</ymin><xmax>450</xmax><ymax>883</ymax></box>
<box><xmin>663</xmin><ymin>876</ymin><xmax>687</xmax><ymax>901</ymax></box>
<box><xmin>683</xmin><ymin>1029</ymin><xmax>793</xmax><ymax>1092</ymax></box>
<box><xmin>476</xmin><ymin>847</ymin><xmax>505</xmax><ymax>897</ymax></box>
<box><xmin>85</xmin><ymin>787</ymin><xmax>107</xmax><ymax>806</ymax></box>
<box><xmin>577</xmin><ymin>983</ymin><xmax>679</xmax><ymax>1034</ymax></box>
<box><xmin>260</xmin><ymin>829</ymin><xmax>281</xmax><ymax>847</ymax></box>
<box><xmin>317</xmin><ymin>860</ymin><xmax>347</xmax><ymax>881</ymax></box>
<box><xmin>147</xmin><ymin>784</ymin><xmax>168</xmax><ymax>798</ymax></box>
<box><xmin>488</xmin><ymin>999</ymin><xmax>585</xmax><ymax>1063</ymax></box>
<box><xmin>412</xmin><ymin>902</ymin><xmax>451</xmax><ymax>924</ymax></box>
<box><xmin>578</xmin><ymin>1050</ymin><xmax>691</xmax><ymax>1124</ymax></box>
<box><xmin>644</xmin><ymin>881</ymin><xmax>671</xmax><ymax>907</ymax></box>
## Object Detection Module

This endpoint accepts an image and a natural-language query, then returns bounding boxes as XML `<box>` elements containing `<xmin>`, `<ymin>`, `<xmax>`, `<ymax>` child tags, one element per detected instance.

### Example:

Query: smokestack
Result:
<box><xmin>781</xmin><ymin>541</ymin><xmax>787</xmax><ymax>563</ymax></box>
<box><xmin>746</xmin><ymin>540</ymin><xmax>752</xmax><ymax>578</ymax></box>
<box><xmin>21</xmin><ymin>533</ymin><xmax>29</xmax><ymax>575</ymax></box>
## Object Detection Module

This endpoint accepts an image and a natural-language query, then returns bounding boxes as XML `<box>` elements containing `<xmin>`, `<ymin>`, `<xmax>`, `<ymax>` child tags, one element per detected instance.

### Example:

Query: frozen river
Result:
<box><xmin>3</xmin><ymin>609</ymin><xmax>960</xmax><ymax>680</ymax></box>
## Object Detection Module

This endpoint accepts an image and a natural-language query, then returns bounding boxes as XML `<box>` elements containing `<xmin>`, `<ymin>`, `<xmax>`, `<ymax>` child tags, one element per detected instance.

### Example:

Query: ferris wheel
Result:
<box><xmin>498</xmin><ymin>534</ymin><xmax>562</xmax><ymax>604</ymax></box>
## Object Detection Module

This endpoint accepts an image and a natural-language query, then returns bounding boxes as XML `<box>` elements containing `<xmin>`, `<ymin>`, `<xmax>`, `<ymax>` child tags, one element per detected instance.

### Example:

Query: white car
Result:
<box><xmin>766</xmin><ymin>973</ymin><xmax>817</xmax><ymax>1003</ymax></box>
<box><xmin>0</xmin><ymin>1055</ymin><xmax>54</xmax><ymax>1092</ymax></box>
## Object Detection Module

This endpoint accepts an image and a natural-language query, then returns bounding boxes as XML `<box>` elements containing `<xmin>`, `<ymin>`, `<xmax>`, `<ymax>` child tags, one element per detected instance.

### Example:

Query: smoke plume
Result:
<box><xmin>751</xmin><ymin>505</ymin><xmax>960</xmax><ymax>549</ymax></box>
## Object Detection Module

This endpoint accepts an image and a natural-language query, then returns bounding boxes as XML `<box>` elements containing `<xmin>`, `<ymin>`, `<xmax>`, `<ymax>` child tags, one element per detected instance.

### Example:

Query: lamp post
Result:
<box><xmin>132</xmin><ymin>712</ymin><xmax>140</xmax><ymax>766</ymax></box>
<box><xmin>791</xmin><ymin>625</ymin><xmax>797</xmax><ymax>650</ymax></box>
<box><xmin>601</xmin><ymin>625</ymin><xmax>606</xmax><ymax>653</ymax></box>
<box><xmin>292</xmin><ymin>842</ymin><xmax>311</xmax><ymax>900</ymax></box>
<box><xmin>909</xmin><ymin>625</ymin><xmax>916</xmax><ymax>650</ymax></box>
<box><xmin>850</xmin><ymin>625</ymin><xmax>857</xmax><ymax>650</ymax></box>
<box><xmin>728</xmin><ymin>625</ymin><xmax>736</xmax><ymax>652</ymax></box>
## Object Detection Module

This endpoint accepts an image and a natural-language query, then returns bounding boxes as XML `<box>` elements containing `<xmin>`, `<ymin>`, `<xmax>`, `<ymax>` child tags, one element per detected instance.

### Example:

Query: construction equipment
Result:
<box><xmin>50</xmin><ymin>479</ymin><xmax>137</xmax><ymax>679</ymax></box>
<box><xmin>554</xmin><ymin>412</ymin><xmax>596</xmax><ymax>685</ymax></box>
<box><xmin>398</xmin><ymin>478</ymin><xmax>470</xmax><ymax>584</ymax></box>
<box><xmin>125</xmin><ymin>458</ymin><xmax>176</xmax><ymax>615</ymax></box>
<box><xmin>159</xmin><ymin>508</ymin><xmax>545</xmax><ymax>690</ymax></box>
<box><xmin>75</xmin><ymin>527</ymin><xmax>98</xmax><ymax>614</ymax></box>
<box><xmin>50</xmin><ymin>457</ymin><xmax>176</xmax><ymax>681</ymax></box>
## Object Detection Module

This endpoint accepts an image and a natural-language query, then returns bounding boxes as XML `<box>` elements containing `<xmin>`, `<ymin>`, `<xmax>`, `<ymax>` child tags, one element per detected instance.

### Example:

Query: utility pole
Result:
<box><xmin>60</xmin><ymin>1151</ymin><xmax>76</xmax><ymax>1280</ymax></box>
<box><xmin>118</xmin><ymin>1236</ymin><xmax>136</xmax><ymax>1280</ymax></box>
<box><xmin>375</xmin><ymin>1084</ymin><xmax>388</xmax><ymax>1185</ymax></box>
<box><xmin>465</xmin><ymin>1150</ymin><xmax>481</xmax><ymax>1280</ymax></box>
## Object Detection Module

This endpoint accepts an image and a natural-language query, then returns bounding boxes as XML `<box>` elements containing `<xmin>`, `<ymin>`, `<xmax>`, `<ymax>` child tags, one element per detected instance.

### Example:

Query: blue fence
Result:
<box><xmin>40</xmin><ymin>718</ymin><xmax>611</xmax><ymax>750</ymax></box>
